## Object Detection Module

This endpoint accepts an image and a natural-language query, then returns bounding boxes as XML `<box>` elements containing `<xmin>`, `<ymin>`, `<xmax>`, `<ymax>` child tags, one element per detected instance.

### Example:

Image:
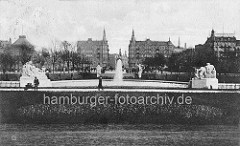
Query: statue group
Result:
<box><xmin>194</xmin><ymin>63</ymin><xmax>216</xmax><ymax>79</ymax></box>
<box><xmin>20</xmin><ymin>61</ymin><xmax>51</xmax><ymax>87</ymax></box>
<box><xmin>192</xmin><ymin>63</ymin><xmax>218</xmax><ymax>89</ymax></box>
<box><xmin>22</xmin><ymin>61</ymin><xmax>47</xmax><ymax>79</ymax></box>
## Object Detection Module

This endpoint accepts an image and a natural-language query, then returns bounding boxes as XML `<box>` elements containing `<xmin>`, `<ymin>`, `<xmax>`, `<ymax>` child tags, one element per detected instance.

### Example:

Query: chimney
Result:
<box><xmin>178</xmin><ymin>37</ymin><xmax>180</xmax><ymax>48</ymax></box>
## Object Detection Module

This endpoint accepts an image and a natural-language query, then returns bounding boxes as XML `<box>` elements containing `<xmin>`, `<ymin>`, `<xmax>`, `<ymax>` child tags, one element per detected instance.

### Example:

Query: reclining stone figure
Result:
<box><xmin>194</xmin><ymin>63</ymin><xmax>216</xmax><ymax>79</ymax></box>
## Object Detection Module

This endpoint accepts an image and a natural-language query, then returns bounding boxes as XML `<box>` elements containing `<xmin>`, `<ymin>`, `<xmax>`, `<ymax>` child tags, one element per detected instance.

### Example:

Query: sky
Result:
<box><xmin>0</xmin><ymin>0</ymin><xmax>240</xmax><ymax>53</ymax></box>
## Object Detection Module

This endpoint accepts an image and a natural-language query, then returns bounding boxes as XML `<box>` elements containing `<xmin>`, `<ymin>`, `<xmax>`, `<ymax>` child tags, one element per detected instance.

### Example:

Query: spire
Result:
<box><xmin>119</xmin><ymin>48</ymin><xmax>122</xmax><ymax>57</ymax></box>
<box><xmin>211</xmin><ymin>28</ymin><xmax>215</xmax><ymax>37</ymax></box>
<box><xmin>169</xmin><ymin>37</ymin><xmax>170</xmax><ymax>41</ymax></box>
<box><xmin>178</xmin><ymin>37</ymin><xmax>180</xmax><ymax>48</ymax></box>
<box><xmin>131</xmin><ymin>29</ymin><xmax>135</xmax><ymax>41</ymax></box>
<box><xmin>103</xmin><ymin>28</ymin><xmax>106</xmax><ymax>41</ymax></box>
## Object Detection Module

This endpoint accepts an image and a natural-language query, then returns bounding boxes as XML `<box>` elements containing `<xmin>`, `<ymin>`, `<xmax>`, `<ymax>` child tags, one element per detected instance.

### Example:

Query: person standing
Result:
<box><xmin>34</xmin><ymin>77</ymin><xmax>39</xmax><ymax>90</ymax></box>
<box><xmin>98</xmin><ymin>76</ymin><xmax>103</xmax><ymax>91</ymax></box>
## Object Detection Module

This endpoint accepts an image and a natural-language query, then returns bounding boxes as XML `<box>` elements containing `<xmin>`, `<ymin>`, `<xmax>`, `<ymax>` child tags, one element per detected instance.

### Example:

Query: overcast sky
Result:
<box><xmin>0</xmin><ymin>0</ymin><xmax>240</xmax><ymax>53</ymax></box>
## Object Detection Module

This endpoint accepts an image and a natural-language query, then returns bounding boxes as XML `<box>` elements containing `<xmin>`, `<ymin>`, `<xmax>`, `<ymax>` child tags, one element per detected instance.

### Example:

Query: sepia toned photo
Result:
<box><xmin>0</xmin><ymin>0</ymin><xmax>240</xmax><ymax>145</ymax></box>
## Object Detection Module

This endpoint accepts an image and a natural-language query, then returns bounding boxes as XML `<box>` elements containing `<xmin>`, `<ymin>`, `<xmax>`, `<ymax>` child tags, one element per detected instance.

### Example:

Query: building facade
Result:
<box><xmin>128</xmin><ymin>30</ymin><xmax>176</xmax><ymax>69</ymax></box>
<box><xmin>195</xmin><ymin>29</ymin><xmax>240</xmax><ymax>58</ymax></box>
<box><xmin>77</xmin><ymin>29</ymin><xmax>109</xmax><ymax>68</ymax></box>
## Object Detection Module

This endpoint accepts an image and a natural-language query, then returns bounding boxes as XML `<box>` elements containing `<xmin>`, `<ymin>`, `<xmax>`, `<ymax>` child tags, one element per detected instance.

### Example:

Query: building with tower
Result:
<box><xmin>195</xmin><ymin>29</ymin><xmax>240</xmax><ymax>59</ymax></box>
<box><xmin>1</xmin><ymin>35</ymin><xmax>35</xmax><ymax>72</ymax></box>
<box><xmin>5</xmin><ymin>35</ymin><xmax>34</xmax><ymax>56</ymax></box>
<box><xmin>109</xmin><ymin>49</ymin><xmax>128</xmax><ymax>70</ymax></box>
<box><xmin>77</xmin><ymin>29</ymin><xmax>109</xmax><ymax>68</ymax></box>
<box><xmin>128</xmin><ymin>30</ymin><xmax>176</xmax><ymax>69</ymax></box>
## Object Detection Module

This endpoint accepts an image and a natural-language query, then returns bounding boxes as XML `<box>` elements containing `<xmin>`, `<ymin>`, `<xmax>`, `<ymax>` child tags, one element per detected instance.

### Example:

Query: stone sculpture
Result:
<box><xmin>194</xmin><ymin>63</ymin><xmax>216</xmax><ymax>79</ymax></box>
<box><xmin>192</xmin><ymin>63</ymin><xmax>218</xmax><ymax>89</ymax></box>
<box><xmin>136</xmin><ymin>64</ymin><xmax>144</xmax><ymax>79</ymax></box>
<box><xmin>20</xmin><ymin>61</ymin><xmax>51</xmax><ymax>87</ymax></box>
<box><xmin>96</xmin><ymin>64</ymin><xmax>102</xmax><ymax>78</ymax></box>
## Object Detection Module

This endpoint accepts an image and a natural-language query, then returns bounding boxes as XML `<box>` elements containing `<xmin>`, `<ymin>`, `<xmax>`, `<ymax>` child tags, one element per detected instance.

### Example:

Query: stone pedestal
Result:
<box><xmin>20</xmin><ymin>76</ymin><xmax>52</xmax><ymax>87</ymax></box>
<box><xmin>191</xmin><ymin>78</ymin><xmax>218</xmax><ymax>89</ymax></box>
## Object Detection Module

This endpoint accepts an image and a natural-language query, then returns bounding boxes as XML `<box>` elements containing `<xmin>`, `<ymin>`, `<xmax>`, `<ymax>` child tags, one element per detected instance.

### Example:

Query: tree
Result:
<box><xmin>0</xmin><ymin>53</ymin><xmax>15</xmax><ymax>74</ymax></box>
<box><xmin>61</xmin><ymin>41</ymin><xmax>72</xmax><ymax>73</ymax></box>
<box><xmin>71</xmin><ymin>51</ymin><xmax>78</xmax><ymax>71</ymax></box>
<box><xmin>153</xmin><ymin>53</ymin><xmax>166</xmax><ymax>68</ymax></box>
<box><xmin>167</xmin><ymin>53</ymin><xmax>179</xmax><ymax>73</ymax></box>
<box><xmin>74</xmin><ymin>54</ymin><xmax>82</xmax><ymax>72</ymax></box>
<box><xmin>18</xmin><ymin>44</ymin><xmax>35</xmax><ymax>65</ymax></box>
<box><xmin>50</xmin><ymin>50</ymin><xmax>61</xmax><ymax>73</ymax></box>
<box><xmin>167</xmin><ymin>49</ymin><xmax>196</xmax><ymax>74</ymax></box>
<box><xmin>41</xmin><ymin>48</ymin><xmax>51</xmax><ymax>69</ymax></box>
<box><xmin>32</xmin><ymin>52</ymin><xmax>45</xmax><ymax>68</ymax></box>
<box><xmin>142</xmin><ymin>53</ymin><xmax>166</xmax><ymax>72</ymax></box>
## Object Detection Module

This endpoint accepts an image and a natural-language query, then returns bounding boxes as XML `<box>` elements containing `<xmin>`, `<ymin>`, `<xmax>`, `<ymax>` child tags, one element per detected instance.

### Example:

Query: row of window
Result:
<box><xmin>214</xmin><ymin>42</ymin><xmax>235</xmax><ymax>47</ymax></box>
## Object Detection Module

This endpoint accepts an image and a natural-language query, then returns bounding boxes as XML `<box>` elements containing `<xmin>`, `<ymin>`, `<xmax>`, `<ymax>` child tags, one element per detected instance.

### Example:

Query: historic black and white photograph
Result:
<box><xmin>0</xmin><ymin>0</ymin><xmax>240</xmax><ymax>145</ymax></box>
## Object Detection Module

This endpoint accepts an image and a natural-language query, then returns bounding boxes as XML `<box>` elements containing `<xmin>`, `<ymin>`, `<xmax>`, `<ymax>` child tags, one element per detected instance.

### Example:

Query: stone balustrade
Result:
<box><xmin>218</xmin><ymin>83</ymin><xmax>240</xmax><ymax>90</ymax></box>
<box><xmin>0</xmin><ymin>81</ymin><xmax>20</xmax><ymax>87</ymax></box>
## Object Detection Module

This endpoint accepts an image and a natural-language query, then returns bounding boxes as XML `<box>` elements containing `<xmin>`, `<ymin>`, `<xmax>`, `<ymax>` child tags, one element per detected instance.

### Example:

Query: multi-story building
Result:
<box><xmin>128</xmin><ymin>30</ymin><xmax>176</xmax><ymax>69</ymax></box>
<box><xmin>77</xmin><ymin>29</ymin><xmax>109</xmax><ymax>68</ymax></box>
<box><xmin>195</xmin><ymin>29</ymin><xmax>240</xmax><ymax>58</ymax></box>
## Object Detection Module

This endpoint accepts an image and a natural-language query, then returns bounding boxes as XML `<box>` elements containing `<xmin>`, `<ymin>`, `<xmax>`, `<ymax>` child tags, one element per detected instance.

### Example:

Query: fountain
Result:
<box><xmin>113</xmin><ymin>58</ymin><xmax>123</xmax><ymax>82</ymax></box>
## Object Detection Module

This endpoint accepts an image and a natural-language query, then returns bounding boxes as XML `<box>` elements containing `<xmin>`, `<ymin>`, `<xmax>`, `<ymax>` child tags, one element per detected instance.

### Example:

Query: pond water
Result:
<box><xmin>0</xmin><ymin>124</ymin><xmax>239</xmax><ymax>146</ymax></box>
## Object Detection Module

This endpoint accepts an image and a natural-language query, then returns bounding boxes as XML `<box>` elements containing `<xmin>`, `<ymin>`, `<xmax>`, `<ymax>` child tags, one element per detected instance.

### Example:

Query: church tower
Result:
<box><xmin>129</xmin><ymin>29</ymin><xmax>136</xmax><ymax>69</ymax></box>
<box><xmin>101</xmin><ymin>28</ymin><xmax>109</xmax><ymax>67</ymax></box>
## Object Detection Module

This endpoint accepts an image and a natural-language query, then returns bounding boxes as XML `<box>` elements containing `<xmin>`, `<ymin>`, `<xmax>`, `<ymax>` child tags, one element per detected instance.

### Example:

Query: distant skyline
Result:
<box><xmin>0</xmin><ymin>0</ymin><xmax>240</xmax><ymax>53</ymax></box>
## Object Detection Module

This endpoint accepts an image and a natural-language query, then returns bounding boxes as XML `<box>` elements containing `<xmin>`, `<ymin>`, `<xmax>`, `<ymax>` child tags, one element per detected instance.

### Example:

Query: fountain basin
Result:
<box><xmin>51</xmin><ymin>79</ymin><xmax>189</xmax><ymax>88</ymax></box>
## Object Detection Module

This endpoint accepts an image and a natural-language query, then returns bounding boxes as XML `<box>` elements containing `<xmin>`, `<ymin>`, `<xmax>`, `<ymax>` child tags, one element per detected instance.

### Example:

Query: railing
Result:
<box><xmin>0</xmin><ymin>81</ymin><xmax>20</xmax><ymax>87</ymax></box>
<box><xmin>218</xmin><ymin>83</ymin><xmax>240</xmax><ymax>90</ymax></box>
